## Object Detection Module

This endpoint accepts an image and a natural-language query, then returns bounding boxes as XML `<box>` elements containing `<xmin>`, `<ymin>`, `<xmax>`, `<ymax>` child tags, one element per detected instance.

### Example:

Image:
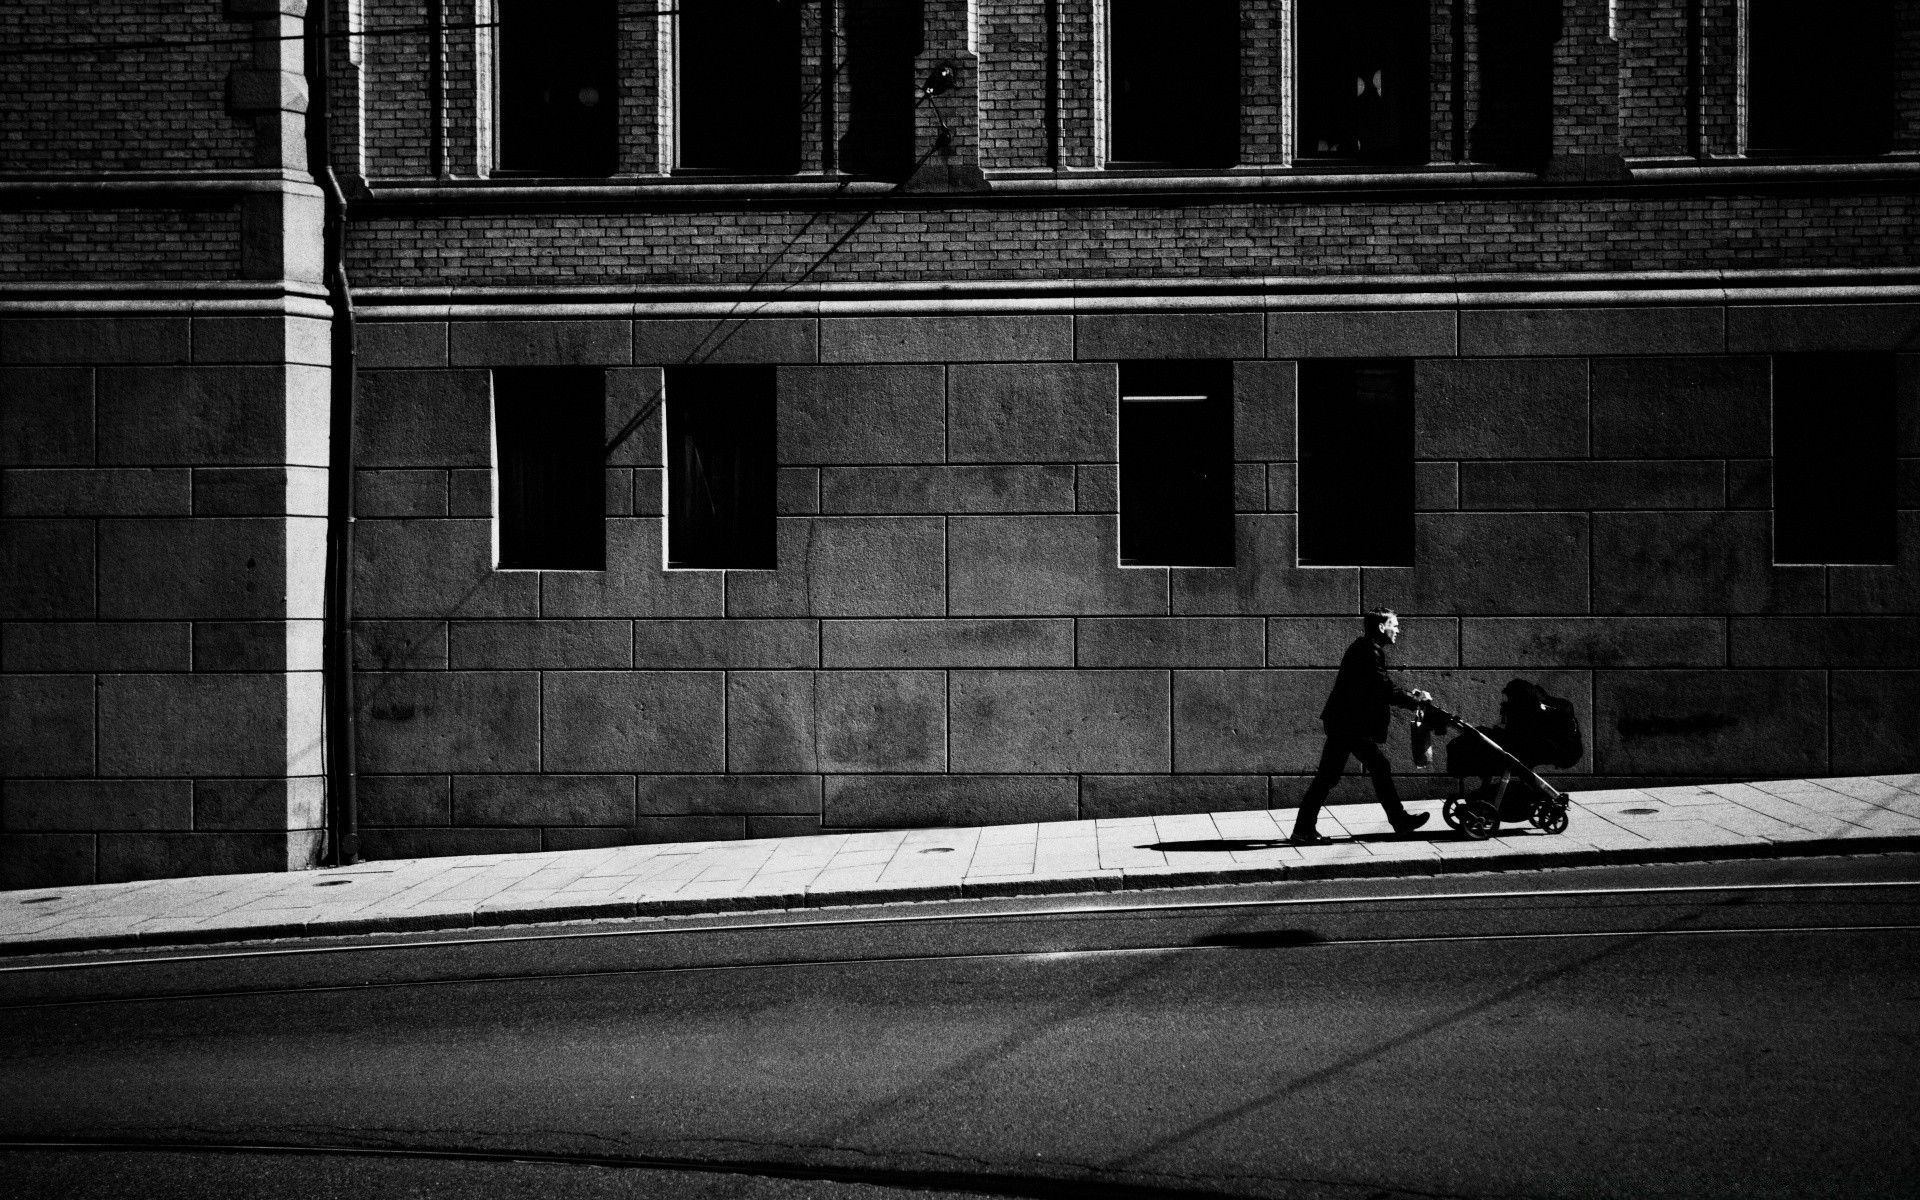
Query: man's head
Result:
<box><xmin>1364</xmin><ymin>609</ymin><xmax>1400</xmax><ymax>645</ymax></box>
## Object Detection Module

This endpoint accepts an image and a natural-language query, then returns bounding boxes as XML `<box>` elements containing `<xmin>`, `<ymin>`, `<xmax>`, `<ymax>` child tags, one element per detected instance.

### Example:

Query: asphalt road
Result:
<box><xmin>3</xmin><ymin>854</ymin><xmax>1919</xmax><ymax>1200</ymax></box>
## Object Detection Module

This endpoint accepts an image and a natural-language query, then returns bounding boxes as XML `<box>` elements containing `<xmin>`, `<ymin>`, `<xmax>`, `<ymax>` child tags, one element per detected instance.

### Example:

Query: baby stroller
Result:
<box><xmin>1418</xmin><ymin>679</ymin><xmax>1583</xmax><ymax>840</ymax></box>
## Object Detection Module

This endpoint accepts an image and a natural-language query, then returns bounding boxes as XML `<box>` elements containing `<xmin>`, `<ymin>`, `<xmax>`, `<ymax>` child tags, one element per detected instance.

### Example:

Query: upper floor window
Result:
<box><xmin>1296</xmin><ymin>0</ymin><xmax>1429</xmax><ymax>165</ymax></box>
<box><xmin>1469</xmin><ymin>0</ymin><xmax>1557</xmax><ymax>168</ymax></box>
<box><xmin>1749</xmin><ymin>0</ymin><xmax>1894</xmax><ymax>156</ymax></box>
<box><xmin>1108</xmin><ymin>0</ymin><xmax>1240</xmax><ymax>168</ymax></box>
<box><xmin>840</xmin><ymin>0</ymin><xmax>924</xmax><ymax>178</ymax></box>
<box><xmin>677</xmin><ymin>0</ymin><xmax>802</xmax><ymax>174</ymax></box>
<box><xmin>498</xmin><ymin>0</ymin><xmax>618</xmax><ymax>175</ymax></box>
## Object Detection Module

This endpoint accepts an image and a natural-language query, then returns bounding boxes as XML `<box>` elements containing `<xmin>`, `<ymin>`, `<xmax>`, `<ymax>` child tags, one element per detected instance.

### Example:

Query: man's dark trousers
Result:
<box><xmin>1291</xmin><ymin>734</ymin><xmax>1415</xmax><ymax>838</ymax></box>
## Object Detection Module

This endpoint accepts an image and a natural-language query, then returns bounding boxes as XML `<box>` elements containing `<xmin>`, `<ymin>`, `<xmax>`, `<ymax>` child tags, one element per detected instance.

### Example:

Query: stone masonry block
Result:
<box><xmin>542</xmin><ymin>671</ymin><xmax>725</xmax><ymax>773</ymax></box>
<box><xmin>448</xmin><ymin>469</ymin><xmax>492</xmax><ymax>516</ymax></box>
<box><xmin>816</xmin><ymin>670</ymin><xmax>947</xmax><ymax>772</ymax></box>
<box><xmin>727</xmin><ymin>671</ymin><xmax>819</xmax><ymax>772</ymax></box>
<box><xmin>1831</xmin><ymin>671</ymin><xmax>1920</xmax><ymax>775</ymax></box>
<box><xmin>636</xmin><ymin>774</ymin><xmax>820</xmax><ymax>815</ymax></box>
<box><xmin>353</xmin><ymin>621</ymin><xmax>447</xmax><ymax>671</ymax></box>
<box><xmin>1171</xmin><ymin>669</ymin><xmax>1332</xmax><ymax>773</ymax></box>
<box><xmin>448</xmin><ymin>321</ymin><xmax>632</xmax><ymax>366</ymax></box>
<box><xmin>1595</xmin><ymin>670</ymin><xmax>1826</xmax><ymax>776</ymax></box>
<box><xmin>632</xmin><ymin>619</ymin><xmax>819</xmax><ymax>668</ymax></box>
<box><xmin>1414</xmin><ymin>461</ymin><xmax>1457</xmax><ymax>510</ymax></box>
<box><xmin>725</xmin><ymin>517</ymin><xmax>945</xmax><ymax>618</ymax></box>
<box><xmin>1592</xmin><ymin>511</ymin><xmax>1822</xmax><ymax>614</ymax></box>
<box><xmin>949</xmin><ymin>669</ymin><xmax>1170</xmax><ymax>772</ymax></box>
<box><xmin>822</xmin><ymin>619</ymin><xmax>1072</xmax><ymax>668</ymax></box>
<box><xmin>191</xmin><ymin>316</ymin><xmax>330</xmax><ymax>366</ymax></box>
<box><xmin>1462</xmin><ymin>616</ymin><xmax>1725</xmax><ymax>668</ymax></box>
<box><xmin>96</xmin><ymin>833</ymin><xmax>304</xmax><ymax>884</ymax></box>
<box><xmin>2</xmin><ymin>468</ymin><xmax>191</xmax><ymax>517</ymax></box>
<box><xmin>1266</xmin><ymin>310</ymin><xmax>1457</xmax><ymax>358</ymax></box>
<box><xmin>947</xmin><ymin>362</ymin><xmax>1116</xmax><ymax>463</ymax></box>
<box><xmin>96</xmin><ymin>367</ymin><xmax>290</xmax><ymax>465</ymax></box>
<box><xmin>358</xmin><ymin>775</ymin><xmax>451</xmax><ymax>826</ymax></box>
<box><xmin>1726</xmin><ymin>304</ymin><xmax>1920</xmax><ymax>353</ymax></box>
<box><xmin>1266</xmin><ymin>616</ymin><xmax>1458</xmax><ymax>667</ymax></box>
<box><xmin>356</xmin><ymin>469</ymin><xmax>447</xmax><ymax>517</ymax></box>
<box><xmin>1829</xmin><ymin>511</ymin><xmax>1920</xmax><ymax>615</ymax></box>
<box><xmin>1171</xmin><ymin>515</ymin><xmax>1359</xmax><ymax>616</ymax></box>
<box><xmin>778</xmin><ymin>365</ymin><xmax>945</xmax><ymax>465</ymax></box>
<box><xmin>1459</xmin><ymin>460</ymin><xmax>1725</xmax><ymax>510</ymax></box>
<box><xmin>1414</xmin><ymin>359</ymin><xmax>1589</xmax><ymax>459</ymax></box>
<box><xmin>823</xmin><ymin>775</ymin><xmax>1078</xmax><ymax>828</ymax></box>
<box><xmin>355</xmin><ymin>670</ymin><xmax>541</xmax><ymax>774</ymax></box>
<box><xmin>1234</xmin><ymin>464</ymin><xmax>1266</xmax><ymax>511</ymax></box>
<box><xmin>193</xmin><ymin>621</ymin><xmax>310</xmax><ymax>672</ymax></box>
<box><xmin>0</xmin><ymin>520</ymin><xmax>93</xmax><ymax>618</ymax></box>
<box><xmin>1364</xmin><ymin>513</ymin><xmax>1590</xmax><ymax>615</ymax></box>
<box><xmin>453</xmin><ymin>775</ymin><xmax>636</xmax><ymax>826</ymax></box>
<box><xmin>1076</xmin><ymin>464</ymin><xmax>1119</xmax><ymax>512</ymax></box>
<box><xmin>97</xmin><ymin>518</ymin><xmax>290</xmax><ymax>619</ymax></box>
<box><xmin>355</xmin><ymin>370</ymin><xmax>493</xmax><ymax>468</ymax></box>
<box><xmin>820</xmin><ymin>465</ymin><xmax>1074</xmax><ymax>513</ymax></box>
<box><xmin>1459</xmin><ymin>306</ymin><xmax>1724</xmax><ymax>356</ymax></box>
<box><xmin>744</xmin><ymin>815</ymin><xmax>822</xmax><ymax>839</ymax></box>
<box><xmin>1726</xmin><ymin>460</ymin><xmax>1770</xmax><ymax>509</ymax></box>
<box><xmin>357</xmin><ymin>322</ymin><xmax>448</xmax><ymax>368</ymax></box>
<box><xmin>629</xmin><ymin>817</ymin><xmax>745</xmax><ymax>845</ymax></box>
<box><xmin>0</xmin><ymin>675</ymin><xmax>94</xmax><ymax>777</ymax></box>
<box><xmin>541</xmin><ymin>519</ymin><xmax>722</xmax><ymax>619</ymax></box>
<box><xmin>360</xmin><ymin>828</ymin><xmax>543</xmax><ymax>860</ymax></box>
<box><xmin>194</xmin><ymin>777</ymin><xmax>322</xmax><ymax>832</ymax></box>
<box><xmin>448</xmin><ymin>620</ymin><xmax>632</xmax><ymax>669</ymax></box>
<box><xmin>949</xmin><ymin>515</ymin><xmax>1166</xmax><ymax>616</ymax></box>
<box><xmin>634</xmin><ymin>318</ymin><xmax>818</xmax><ymax>365</ymax></box>
<box><xmin>96</xmin><ymin>673</ymin><xmax>293</xmax><ymax>777</ymax></box>
<box><xmin>1075</xmin><ymin>314</ymin><xmax>1264</xmax><ymax>360</ymax></box>
<box><xmin>777</xmin><ymin>467</ymin><xmax>820</xmax><ymax>515</ymax></box>
<box><xmin>1589</xmin><ymin>356</ymin><xmax>1771</xmax><ymax>458</ymax></box>
<box><xmin>358</xmin><ymin>519</ymin><xmax>543</xmax><ymax>618</ymax></box>
<box><xmin>197</xmin><ymin>466</ymin><xmax>328</xmax><ymax>516</ymax></box>
<box><xmin>1080</xmin><ymin>774</ymin><xmax>1269</xmax><ymax>819</ymax></box>
<box><xmin>1</xmin><ymin>319</ymin><xmax>189</xmax><ymax>365</ymax></box>
<box><xmin>2</xmin><ymin>622</ymin><xmax>191</xmax><ymax>672</ymax></box>
<box><xmin>1077</xmin><ymin>617</ymin><xmax>1264</xmax><ymax>667</ymax></box>
<box><xmin>821</xmin><ymin>316</ymin><xmax>1072</xmax><ymax>363</ymax></box>
<box><xmin>0</xmin><ymin>368</ymin><xmax>93</xmax><ymax>466</ymax></box>
<box><xmin>1234</xmin><ymin>360</ymin><xmax>1296</xmax><ymax>460</ymax></box>
<box><xmin>0</xmin><ymin>834</ymin><xmax>97</xmax><ymax>890</ymax></box>
<box><xmin>1729</xmin><ymin>617</ymin><xmax>1920</xmax><ymax>668</ymax></box>
<box><xmin>606</xmin><ymin>368</ymin><xmax>665</xmax><ymax>467</ymax></box>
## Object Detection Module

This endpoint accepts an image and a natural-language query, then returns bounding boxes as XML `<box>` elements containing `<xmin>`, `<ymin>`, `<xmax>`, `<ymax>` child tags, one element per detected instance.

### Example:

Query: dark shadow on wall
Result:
<box><xmin>1470</xmin><ymin>0</ymin><xmax>1561</xmax><ymax>170</ymax></box>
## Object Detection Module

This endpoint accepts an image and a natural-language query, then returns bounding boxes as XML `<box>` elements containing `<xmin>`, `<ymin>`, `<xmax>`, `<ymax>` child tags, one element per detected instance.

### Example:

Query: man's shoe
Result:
<box><xmin>1289</xmin><ymin>831</ymin><xmax>1335</xmax><ymax>846</ymax></box>
<box><xmin>1391</xmin><ymin>812</ymin><xmax>1431</xmax><ymax>835</ymax></box>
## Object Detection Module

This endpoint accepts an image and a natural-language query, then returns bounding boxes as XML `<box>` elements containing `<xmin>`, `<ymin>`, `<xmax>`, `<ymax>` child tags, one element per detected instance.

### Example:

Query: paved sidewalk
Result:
<box><xmin>5</xmin><ymin>774</ymin><xmax>1920</xmax><ymax>956</ymax></box>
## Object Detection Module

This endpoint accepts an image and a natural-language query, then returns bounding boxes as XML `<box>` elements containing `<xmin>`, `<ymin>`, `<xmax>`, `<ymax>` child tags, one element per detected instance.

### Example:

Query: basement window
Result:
<box><xmin>1773</xmin><ymin>353</ymin><xmax>1897</xmax><ymax>565</ymax></box>
<box><xmin>1298</xmin><ymin>359</ymin><xmax>1414</xmax><ymax>566</ymax></box>
<box><xmin>1296</xmin><ymin>0</ymin><xmax>1430</xmax><ymax>165</ymax></box>
<box><xmin>1108</xmin><ymin>0</ymin><xmax>1240</xmax><ymax>168</ymax></box>
<box><xmin>494</xmin><ymin>368</ymin><xmax>606</xmax><ymax>570</ymax></box>
<box><xmin>497</xmin><ymin>0</ymin><xmax>618</xmax><ymax>176</ymax></box>
<box><xmin>677</xmin><ymin>0</ymin><xmax>802</xmax><ymax>174</ymax></box>
<box><xmin>1119</xmin><ymin>361</ymin><xmax>1234</xmax><ymax>567</ymax></box>
<box><xmin>1748</xmin><ymin>0</ymin><xmax>1894</xmax><ymax>157</ymax></box>
<box><xmin>666</xmin><ymin>366</ymin><xmax>777</xmax><ymax>569</ymax></box>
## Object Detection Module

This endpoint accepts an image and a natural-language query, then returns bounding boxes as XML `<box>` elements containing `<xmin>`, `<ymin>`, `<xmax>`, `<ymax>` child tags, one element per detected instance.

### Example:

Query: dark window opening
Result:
<box><xmin>1298</xmin><ymin>359</ymin><xmax>1414</xmax><ymax>566</ymax></box>
<box><xmin>1773</xmin><ymin>353</ymin><xmax>1896</xmax><ymax>565</ymax></box>
<box><xmin>840</xmin><ymin>0</ymin><xmax>924</xmax><ymax>178</ymax></box>
<box><xmin>667</xmin><ymin>366</ymin><xmax>777</xmax><ymax>569</ymax></box>
<box><xmin>1119</xmin><ymin>361</ymin><xmax>1234</xmax><ymax>567</ymax></box>
<box><xmin>678</xmin><ymin>0</ymin><xmax>802</xmax><ymax>173</ymax></box>
<box><xmin>1749</xmin><ymin>0</ymin><xmax>1894</xmax><ymax>156</ymax></box>
<box><xmin>1109</xmin><ymin>0</ymin><xmax>1239</xmax><ymax>167</ymax></box>
<box><xmin>1297</xmin><ymin>0</ymin><xmax>1430</xmax><ymax>165</ymax></box>
<box><xmin>498</xmin><ymin>0</ymin><xmax>618</xmax><ymax>176</ymax></box>
<box><xmin>495</xmin><ymin>368</ymin><xmax>606</xmax><ymax>570</ymax></box>
<box><xmin>1468</xmin><ymin>0</ymin><xmax>1558</xmax><ymax>169</ymax></box>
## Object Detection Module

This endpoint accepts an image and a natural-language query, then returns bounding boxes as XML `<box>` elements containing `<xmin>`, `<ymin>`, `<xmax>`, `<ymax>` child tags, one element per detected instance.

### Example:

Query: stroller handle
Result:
<box><xmin>1420</xmin><ymin>702</ymin><xmax>1564</xmax><ymax>802</ymax></box>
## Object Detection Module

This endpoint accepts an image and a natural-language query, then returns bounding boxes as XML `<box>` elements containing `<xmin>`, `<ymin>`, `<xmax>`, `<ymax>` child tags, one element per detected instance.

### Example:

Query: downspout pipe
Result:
<box><xmin>309</xmin><ymin>0</ymin><xmax>360</xmax><ymax>865</ymax></box>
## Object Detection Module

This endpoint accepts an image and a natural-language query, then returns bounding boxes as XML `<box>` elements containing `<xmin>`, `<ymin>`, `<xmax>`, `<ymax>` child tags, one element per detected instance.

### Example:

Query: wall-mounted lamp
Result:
<box><xmin>921</xmin><ymin>62</ymin><xmax>957</xmax><ymax>97</ymax></box>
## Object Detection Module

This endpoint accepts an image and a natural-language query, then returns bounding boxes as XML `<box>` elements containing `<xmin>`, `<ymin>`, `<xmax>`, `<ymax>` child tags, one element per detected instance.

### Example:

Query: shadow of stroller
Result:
<box><xmin>1140</xmin><ymin>839</ymin><xmax>1292</xmax><ymax>853</ymax></box>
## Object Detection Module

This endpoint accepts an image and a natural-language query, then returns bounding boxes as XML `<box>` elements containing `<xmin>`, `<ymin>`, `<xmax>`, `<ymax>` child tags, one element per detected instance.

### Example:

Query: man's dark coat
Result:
<box><xmin>1320</xmin><ymin>635</ymin><xmax>1420</xmax><ymax>742</ymax></box>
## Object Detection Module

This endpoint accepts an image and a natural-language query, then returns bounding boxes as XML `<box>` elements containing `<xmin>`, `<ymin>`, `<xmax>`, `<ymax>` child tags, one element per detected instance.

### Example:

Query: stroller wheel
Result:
<box><xmin>1532</xmin><ymin>802</ymin><xmax>1569</xmax><ymax>835</ymax></box>
<box><xmin>1442</xmin><ymin>794</ymin><xmax>1468</xmax><ymax>830</ymax></box>
<box><xmin>1458</xmin><ymin>799</ymin><xmax>1500</xmax><ymax>840</ymax></box>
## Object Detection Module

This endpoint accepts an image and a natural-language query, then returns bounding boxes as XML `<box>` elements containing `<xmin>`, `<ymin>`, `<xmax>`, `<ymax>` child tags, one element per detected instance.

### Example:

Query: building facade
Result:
<box><xmin>4</xmin><ymin>0</ymin><xmax>1919</xmax><ymax>887</ymax></box>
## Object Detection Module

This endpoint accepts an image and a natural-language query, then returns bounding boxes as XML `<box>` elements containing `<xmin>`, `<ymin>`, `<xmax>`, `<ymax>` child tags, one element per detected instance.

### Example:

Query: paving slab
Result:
<box><xmin>4</xmin><ymin>774</ymin><xmax>1920</xmax><ymax>955</ymax></box>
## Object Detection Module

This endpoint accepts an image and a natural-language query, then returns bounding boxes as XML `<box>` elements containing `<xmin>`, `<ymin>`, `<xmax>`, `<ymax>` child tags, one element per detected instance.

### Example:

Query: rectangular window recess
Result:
<box><xmin>1748</xmin><ymin>0</ymin><xmax>1894</xmax><ymax>157</ymax></box>
<box><xmin>666</xmin><ymin>365</ymin><xmax>777</xmax><ymax>570</ymax></box>
<box><xmin>1119</xmin><ymin>361</ymin><xmax>1234</xmax><ymax>568</ymax></box>
<box><xmin>494</xmin><ymin>367</ymin><xmax>606</xmax><ymax>571</ymax></box>
<box><xmin>1108</xmin><ymin>0</ymin><xmax>1239</xmax><ymax>168</ymax></box>
<box><xmin>497</xmin><ymin>0</ymin><xmax>618</xmax><ymax>176</ymax></box>
<box><xmin>1297</xmin><ymin>359</ymin><xmax>1415</xmax><ymax>567</ymax></box>
<box><xmin>1772</xmin><ymin>353</ymin><xmax>1897</xmax><ymax>566</ymax></box>
<box><xmin>678</xmin><ymin>0</ymin><xmax>802</xmax><ymax>174</ymax></box>
<box><xmin>1296</xmin><ymin>0</ymin><xmax>1431</xmax><ymax>166</ymax></box>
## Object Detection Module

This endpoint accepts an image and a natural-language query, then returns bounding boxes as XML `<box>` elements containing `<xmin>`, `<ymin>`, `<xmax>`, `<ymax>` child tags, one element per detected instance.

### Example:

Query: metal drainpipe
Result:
<box><xmin>309</xmin><ymin>0</ymin><xmax>360</xmax><ymax>866</ymax></box>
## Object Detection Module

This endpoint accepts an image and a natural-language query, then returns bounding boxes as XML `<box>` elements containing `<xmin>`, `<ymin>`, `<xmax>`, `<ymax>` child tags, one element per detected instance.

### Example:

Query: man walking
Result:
<box><xmin>1290</xmin><ymin>609</ymin><xmax>1432</xmax><ymax>845</ymax></box>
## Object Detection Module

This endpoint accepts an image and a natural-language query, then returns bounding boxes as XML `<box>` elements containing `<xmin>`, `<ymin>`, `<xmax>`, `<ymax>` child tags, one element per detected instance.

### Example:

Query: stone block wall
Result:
<box><xmin>340</xmin><ymin>306</ymin><xmax>1920</xmax><ymax>860</ymax></box>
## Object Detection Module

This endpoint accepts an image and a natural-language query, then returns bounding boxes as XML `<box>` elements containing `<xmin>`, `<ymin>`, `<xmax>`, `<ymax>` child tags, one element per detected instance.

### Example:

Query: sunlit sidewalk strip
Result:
<box><xmin>4</xmin><ymin>774</ymin><xmax>1920</xmax><ymax>954</ymax></box>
